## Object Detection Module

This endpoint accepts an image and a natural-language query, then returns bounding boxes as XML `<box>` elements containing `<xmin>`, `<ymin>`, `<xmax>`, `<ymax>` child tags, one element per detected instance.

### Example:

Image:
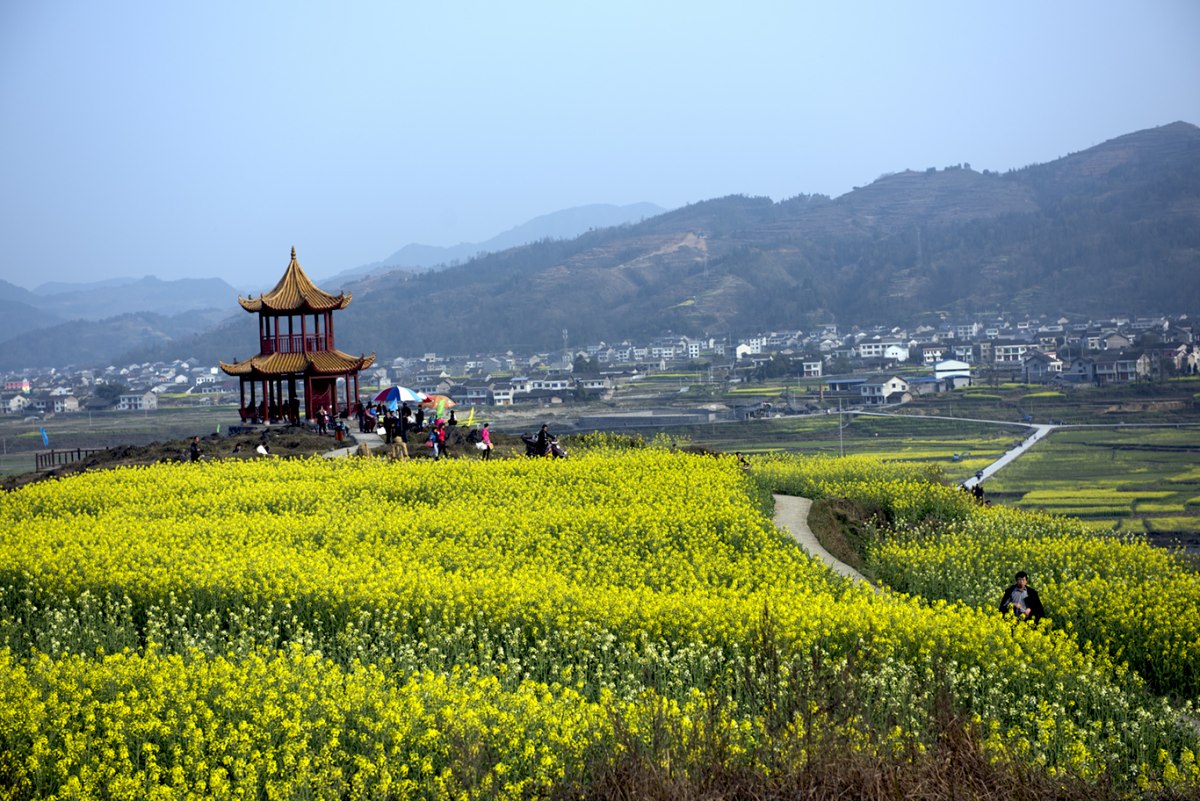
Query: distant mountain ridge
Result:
<box><xmin>5</xmin><ymin>122</ymin><xmax>1199</xmax><ymax>370</ymax></box>
<box><xmin>0</xmin><ymin>276</ymin><xmax>238</xmax><ymax>322</ymax></box>
<box><xmin>328</xmin><ymin>121</ymin><xmax>1200</xmax><ymax>357</ymax></box>
<box><xmin>0</xmin><ymin>309</ymin><xmax>232</xmax><ymax>371</ymax></box>
<box><xmin>319</xmin><ymin>202</ymin><xmax>666</xmax><ymax>285</ymax></box>
<box><xmin>0</xmin><ymin>276</ymin><xmax>240</xmax><ymax>349</ymax></box>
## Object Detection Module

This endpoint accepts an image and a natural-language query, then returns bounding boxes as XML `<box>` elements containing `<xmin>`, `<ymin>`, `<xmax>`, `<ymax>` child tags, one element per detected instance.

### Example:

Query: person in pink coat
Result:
<box><xmin>480</xmin><ymin>422</ymin><xmax>493</xmax><ymax>460</ymax></box>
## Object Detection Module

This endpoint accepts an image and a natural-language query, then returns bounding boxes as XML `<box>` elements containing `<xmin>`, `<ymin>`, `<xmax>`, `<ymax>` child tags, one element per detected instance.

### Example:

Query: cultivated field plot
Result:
<box><xmin>678</xmin><ymin>413</ymin><xmax>1023</xmax><ymax>484</ymax></box>
<box><xmin>984</xmin><ymin>427</ymin><xmax>1200</xmax><ymax>535</ymax></box>
<box><xmin>2</xmin><ymin>449</ymin><xmax>1198</xmax><ymax>797</ymax></box>
<box><xmin>0</xmin><ymin>406</ymin><xmax>234</xmax><ymax>475</ymax></box>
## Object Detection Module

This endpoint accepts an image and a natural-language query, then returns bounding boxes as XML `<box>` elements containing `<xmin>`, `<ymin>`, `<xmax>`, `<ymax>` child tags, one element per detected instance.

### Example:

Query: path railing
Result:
<box><xmin>35</xmin><ymin>448</ymin><xmax>103</xmax><ymax>472</ymax></box>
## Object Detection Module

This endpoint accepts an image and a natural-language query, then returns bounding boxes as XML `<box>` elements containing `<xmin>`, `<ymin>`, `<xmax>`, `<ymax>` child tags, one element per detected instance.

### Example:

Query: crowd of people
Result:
<box><xmin>341</xmin><ymin>401</ymin><xmax>508</xmax><ymax>461</ymax></box>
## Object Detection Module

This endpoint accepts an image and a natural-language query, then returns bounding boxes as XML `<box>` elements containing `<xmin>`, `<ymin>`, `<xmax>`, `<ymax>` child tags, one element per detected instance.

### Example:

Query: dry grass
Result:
<box><xmin>567</xmin><ymin>675</ymin><xmax>1124</xmax><ymax>801</ymax></box>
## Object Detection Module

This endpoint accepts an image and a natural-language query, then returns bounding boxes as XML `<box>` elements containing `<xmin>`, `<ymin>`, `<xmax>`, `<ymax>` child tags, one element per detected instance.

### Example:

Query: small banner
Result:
<box><xmin>39</xmin><ymin>427</ymin><xmax>49</xmax><ymax>447</ymax></box>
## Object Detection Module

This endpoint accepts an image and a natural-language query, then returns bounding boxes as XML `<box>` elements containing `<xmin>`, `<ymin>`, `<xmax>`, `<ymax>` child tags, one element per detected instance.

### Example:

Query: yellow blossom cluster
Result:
<box><xmin>0</xmin><ymin>451</ymin><xmax>1196</xmax><ymax>797</ymax></box>
<box><xmin>865</xmin><ymin>502</ymin><xmax>1200</xmax><ymax>699</ymax></box>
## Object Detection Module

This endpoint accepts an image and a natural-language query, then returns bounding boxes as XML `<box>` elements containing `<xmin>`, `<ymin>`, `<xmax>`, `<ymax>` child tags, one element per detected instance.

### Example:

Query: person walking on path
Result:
<box><xmin>189</xmin><ymin>436</ymin><xmax>202</xmax><ymax>462</ymax></box>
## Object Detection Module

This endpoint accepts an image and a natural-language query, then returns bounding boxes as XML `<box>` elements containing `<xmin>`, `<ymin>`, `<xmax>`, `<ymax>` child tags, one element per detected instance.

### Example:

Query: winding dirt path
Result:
<box><xmin>772</xmin><ymin>494</ymin><xmax>867</xmax><ymax>582</ymax></box>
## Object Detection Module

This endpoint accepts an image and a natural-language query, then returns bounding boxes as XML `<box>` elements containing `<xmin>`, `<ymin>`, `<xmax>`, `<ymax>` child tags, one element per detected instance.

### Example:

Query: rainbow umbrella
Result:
<box><xmin>419</xmin><ymin>394</ymin><xmax>457</xmax><ymax>409</ymax></box>
<box><xmin>373</xmin><ymin>386</ymin><xmax>426</xmax><ymax>410</ymax></box>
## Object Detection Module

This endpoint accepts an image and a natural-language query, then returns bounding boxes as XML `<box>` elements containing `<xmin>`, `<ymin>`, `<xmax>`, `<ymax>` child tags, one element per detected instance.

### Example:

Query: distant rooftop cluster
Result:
<box><xmin>4</xmin><ymin>311</ymin><xmax>1195</xmax><ymax>421</ymax></box>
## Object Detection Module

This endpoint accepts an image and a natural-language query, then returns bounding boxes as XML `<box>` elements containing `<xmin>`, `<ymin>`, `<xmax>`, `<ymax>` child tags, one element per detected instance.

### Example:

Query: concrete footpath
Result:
<box><xmin>322</xmin><ymin>430</ymin><xmax>385</xmax><ymax>458</ymax></box>
<box><xmin>772</xmin><ymin>493</ymin><xmax>867</xmax><ymax>583</ymax></box>
<box><xmin>963</xmin><ymin>423</ymin><xmax>1055</xmax><ymax>489</ymax></box>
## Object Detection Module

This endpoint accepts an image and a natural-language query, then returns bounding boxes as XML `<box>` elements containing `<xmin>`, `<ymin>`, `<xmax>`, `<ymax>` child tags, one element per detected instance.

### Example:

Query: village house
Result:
<box><xmin>118</xmin><ymin>391</ymin><xmax>158</xmax><ymax>411</ymax></box>
<box><xmin>906</xmin><ymin>376</ymin><xmax>950</xmax><ymax>397</ymax></box>
<box><xmin>1064</xmin><ymin>352</ymin><xmax>1148</xmax><ymax>384</ymax></box>
<box><xmin>991</xmin><ymin>340</ymin><xmax>1032</xmax><ymax>364</ymax></box>
<box><xmin>860</xmin><ymin>375</ymin><xmax>910</xmax><ymax>405</ymax></box>
<box><xmin>1022</xmin><ymin>350</ymin><xmax>1063</xmax><ymax>382</ymax></box>
<box><xmin>933</xmin><ymin>359</ymin><xmax>972</xmax><ymax>388</ymax></box>
<box><xmin>1173</xmin><ymin>344</ymin><xmax>1199</xmax><ymax>375</ymax></box>
<box><xmin>530</xmin><ymin>374</ymin><xmax>573</xmax><ymax>393</ymax></box>
<box><xmin>855</xmin><ymin>339</ymin><xmax>905</xmax><ymax>360</ymax></box>
<box><xmin>462</xmin><ymin>386</ymin><xmax>494</xmax><ymax>406</ymax></box>
<box><xmin>573</xmin><ymin>375</ymin><xmax>612</xmax><ymax>398</ymax></box>
<box><xmin>490</xmin><ymin>383</ymin><xmax>514</xmax><ymax>406</ymax></box>
<box><xmin>3</xmin><ymin>394</ymin><xmax>32</xmax><ymax>415</ymax></box>
<box><xmin>919</xmin><ymin>344</ymin><xmax>946</xmax><ymax>365</ymax></box>
<box><xmin>1102</xmin><ymin>332</ymin><xmax>1133</xmax><ymax>351</ymax></box>
<box><xmin>1093</xmin><ymin>352</ymin><xmax>1149</xmax><ymax>384</ymax></box>
<box><xmin>799</xmin><ymin>358</ymin><xmax>823</xmax><ymax>378</ymax></box>
<box><xmin>53</xmin><ymin>396</ymin><xmax>81</xmax><ymax>414</ymax></box>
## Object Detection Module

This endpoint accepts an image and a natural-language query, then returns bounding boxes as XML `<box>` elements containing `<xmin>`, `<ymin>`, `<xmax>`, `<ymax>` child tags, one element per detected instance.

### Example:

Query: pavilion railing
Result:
<box><xmin>260</xmin><ymin>334</ymin><xmax>329</xmax><ymax>354</ymax></box>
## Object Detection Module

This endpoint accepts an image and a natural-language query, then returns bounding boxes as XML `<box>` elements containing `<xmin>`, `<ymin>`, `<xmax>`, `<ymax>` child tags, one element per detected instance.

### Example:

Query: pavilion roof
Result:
<box><xmin>219</xmin><ymin>349</ymin><xmax>375</xmax><ymax>378</ymax></box>
<box><xmin>238</xmin><ymin>248</ymin><xmax>351</xmax><ymax>313</ymax></box>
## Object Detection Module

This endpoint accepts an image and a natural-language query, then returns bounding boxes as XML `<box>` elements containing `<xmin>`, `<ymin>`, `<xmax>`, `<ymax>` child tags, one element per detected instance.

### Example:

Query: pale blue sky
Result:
<box><xmin>2</xmin><ymin>1</ymin><xmax>1197</xmax><ymax>292</ymax></box>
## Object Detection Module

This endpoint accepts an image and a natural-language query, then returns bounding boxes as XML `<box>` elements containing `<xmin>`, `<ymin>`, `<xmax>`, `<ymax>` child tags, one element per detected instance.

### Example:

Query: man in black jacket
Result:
<box><xmin>999</xmin><ymin>571</ymin><xmax>1044</xmax><ymax>623</ymax></box>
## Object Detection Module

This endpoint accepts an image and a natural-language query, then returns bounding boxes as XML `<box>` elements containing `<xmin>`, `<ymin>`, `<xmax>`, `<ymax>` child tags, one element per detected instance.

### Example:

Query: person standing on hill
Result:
<box><xmin>481</xmin><ymin>422</ymin><xmax>493</xmax><ymax>460</ymax></box>
<box><xmin>999</xmin><ymin>571</ymin><xmax>1044</xmax><ymax>623</ymax></box>
<box><xmin>399</xmin><ymin>403</ymin><xmax>412</xmax><ymax>442</ymax></box>
<box><xmin>436</xmin><ymin>419</ymin><xmax>450</xmax><ymax>458</ymax></box>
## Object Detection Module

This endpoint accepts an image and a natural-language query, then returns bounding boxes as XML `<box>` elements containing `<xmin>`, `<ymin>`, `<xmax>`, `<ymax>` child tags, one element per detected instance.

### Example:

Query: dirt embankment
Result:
<box><xmin>2</xmin><ymin>427</ymin><xmax>335</xmax><ymax>492</ymax></box>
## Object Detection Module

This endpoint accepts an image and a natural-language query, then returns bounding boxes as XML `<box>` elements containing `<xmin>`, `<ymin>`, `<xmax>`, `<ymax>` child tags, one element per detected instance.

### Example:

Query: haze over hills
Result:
<box><xmin>0</xmin><ymin>276</ymin><xmax>239</xmax><ymax>325</ymax></box>
<box><xmin>4</xmin><ymin>122</ymin><xmax>1198</xmax><ymax>370</ymax></box>
<box><xmin>317</xmin><ymin>202</ymin><xmax>667</xmax><ymax>286</ymax></box>
<box><xmin>0</xmin><ymin>310</ymin><xmax>230</xmax><ymax>371</ymax></box>
<box><xmin>0</xmin><ymin>203</ymin><xmax>668</xmax><ymax>368</ymax></box>
<box><xmin>328</xmin><ymin>121</ymin><xmax>1200</xmax><ymax>358</ymax></box>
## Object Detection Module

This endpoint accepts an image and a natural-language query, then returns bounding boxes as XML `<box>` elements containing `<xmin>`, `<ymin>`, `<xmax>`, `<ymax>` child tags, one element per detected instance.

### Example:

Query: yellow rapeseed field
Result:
<box><xmin>0</xmin><ymin>450</ymin><xmax>1197</xmax><ymax>798</ymax></box>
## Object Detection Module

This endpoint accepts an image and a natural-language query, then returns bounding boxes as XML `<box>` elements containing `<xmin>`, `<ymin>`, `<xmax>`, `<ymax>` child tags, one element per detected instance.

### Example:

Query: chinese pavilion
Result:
<box><xmin>220</xmin><ymin>248</ymin><xmax>374</xmax><ymax>424</ymax></box>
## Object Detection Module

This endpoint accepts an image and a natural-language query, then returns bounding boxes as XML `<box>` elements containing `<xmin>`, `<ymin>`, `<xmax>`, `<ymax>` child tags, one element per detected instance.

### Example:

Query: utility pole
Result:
<box><xmin>838</xmin><ymin>397</ymin><xmax>844</xmax><ymax>457</ymax></box>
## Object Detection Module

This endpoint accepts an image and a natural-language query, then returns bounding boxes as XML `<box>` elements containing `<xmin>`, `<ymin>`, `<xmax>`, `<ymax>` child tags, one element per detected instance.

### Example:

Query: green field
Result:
<box><xmin>0</xmin><ymin>405</ymin><xmax>234</xmax><ymax>476</ymax></box>
<box><xmin>983</xmin><ymin>427</ymin><xmax>1200</xmax><ymax>535</ymax></box>
<box><xmin>662</xmin><ymin>413</ymin><xmax>1026</xmax><ymax>484</ymax></box>
<box><xmin>644</xmin><ymin>411</ymin><xmax>1200</xmax><ymax>533</ymax></box>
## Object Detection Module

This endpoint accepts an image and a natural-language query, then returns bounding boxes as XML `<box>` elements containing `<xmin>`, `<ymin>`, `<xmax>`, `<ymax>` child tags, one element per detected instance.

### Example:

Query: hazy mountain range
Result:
<box><xmin>317</xmin><ymin>202</ymin><xmax>666</xmax><ymax>285</ymax></box>
<box><xmin>0</xmin><ymin>203</ymin><xmax>667</xmax><ymax>369</ymax></box>
<box><xmin>2</xmin><ymin>122</ymin><xmax>1198</xmax><ymax>370</ymax></box>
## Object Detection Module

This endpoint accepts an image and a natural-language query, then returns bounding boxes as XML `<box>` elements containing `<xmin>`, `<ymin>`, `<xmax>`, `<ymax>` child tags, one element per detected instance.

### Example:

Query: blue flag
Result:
<box><xmin>39</xmin><ymin>427</ymin><xmax>49</xmax><ymax>447</ymax></box>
